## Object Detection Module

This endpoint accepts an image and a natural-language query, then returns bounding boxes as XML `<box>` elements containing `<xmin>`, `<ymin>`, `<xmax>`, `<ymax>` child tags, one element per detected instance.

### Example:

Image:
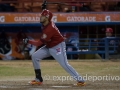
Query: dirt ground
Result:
<box><xmin>0</xmin><ymin>80</ymin><xmax>120</xmax><ymax>90</ymax></box>
<box><xmin>0</xmin><ymin>60</ymin><xmax>120</xmax><ymax>90</ymax></box>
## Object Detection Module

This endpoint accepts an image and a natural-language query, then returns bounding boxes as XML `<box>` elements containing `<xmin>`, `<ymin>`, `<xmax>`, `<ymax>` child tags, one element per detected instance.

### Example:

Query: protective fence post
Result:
<box><xmin>89</xmin><ymin>39</ymin><xmax>91</xmax><ymax>51</ymax></box>
<box><xmin>105</xmin><ymin>38</ymin><xmax>109</xmax><ymax>60</ymax></box>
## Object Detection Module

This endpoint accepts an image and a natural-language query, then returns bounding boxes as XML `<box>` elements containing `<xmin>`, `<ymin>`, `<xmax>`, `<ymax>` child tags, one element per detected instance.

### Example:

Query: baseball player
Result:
<box><xmin>105</xmin><ymin>28</ymin><xmax>113</xmax><ymax>38</ymax></box>
<box><xmin>23</xmin><ymin>1</ymin><xmax>85</xmax><ymax>86</ymax></box>
<box><xmin>98</xmin><ymin>28</ymin><xmax>116</xmax><ymax>59</ymax></box>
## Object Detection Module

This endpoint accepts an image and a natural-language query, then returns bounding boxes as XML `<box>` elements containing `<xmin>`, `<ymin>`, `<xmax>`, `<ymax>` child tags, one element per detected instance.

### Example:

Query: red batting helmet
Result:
<box><xmin>106</xmin><ymin>28</ymin><xmax>113</xmax><ymax>33</ymax></box>
<box><xmin>41</xmin><ymin>9</ymin><xmax>53</xmax><ymax>21</ymax></box>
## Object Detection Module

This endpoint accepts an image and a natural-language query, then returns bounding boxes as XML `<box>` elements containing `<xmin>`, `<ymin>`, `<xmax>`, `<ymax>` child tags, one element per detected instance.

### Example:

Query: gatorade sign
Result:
<box><xmin>0</xmin><ymin>13</ymin><xmax>120</xmax><ymax>23</ymax></box>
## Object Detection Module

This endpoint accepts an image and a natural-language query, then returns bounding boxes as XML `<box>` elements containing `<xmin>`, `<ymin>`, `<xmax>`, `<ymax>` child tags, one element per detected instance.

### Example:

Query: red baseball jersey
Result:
<box><xmin>29</xmin><ymin>21</ymin><xmax>64</xmax><ymax>48</ymax></box>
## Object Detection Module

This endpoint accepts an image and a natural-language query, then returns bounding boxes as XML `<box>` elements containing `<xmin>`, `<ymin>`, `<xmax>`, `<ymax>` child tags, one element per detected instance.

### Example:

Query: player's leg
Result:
<box><xmin>31</xmin><ymin>46</ymin><xmax>51</xmax><ymax>83</ymax></box>
<box><xmin>49</xmin><ymin>42</ymin><xmax>85</xmax><ymax>84</ymax></box>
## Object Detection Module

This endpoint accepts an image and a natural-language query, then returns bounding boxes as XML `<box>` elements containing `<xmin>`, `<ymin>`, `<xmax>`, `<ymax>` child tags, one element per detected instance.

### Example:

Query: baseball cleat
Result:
<box><xmin>28</xmin><ymin>80</ymin><xmax>42</xmax><ymax>85</ymax></box>
<box><xmin>74</xmin><ymin>82</ymin><xmax>85</xmax><ymax>86</ymax></box>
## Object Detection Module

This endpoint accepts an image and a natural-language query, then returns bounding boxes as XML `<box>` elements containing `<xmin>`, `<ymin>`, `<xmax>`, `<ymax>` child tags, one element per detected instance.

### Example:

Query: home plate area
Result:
<box><xmin>0</xmin><ymin>80</ymin><xmax>84</xmax><ymax>90</ymax></box>
<box><xmin>0</xmin><ymin>80</ymin><xmax>119</xmax><ymax>90</ymax></box>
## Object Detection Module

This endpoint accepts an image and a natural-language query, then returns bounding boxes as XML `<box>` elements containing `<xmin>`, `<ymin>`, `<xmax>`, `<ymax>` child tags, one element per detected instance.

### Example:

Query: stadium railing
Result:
<box><xmin>66</xmin><ymin>37</ymin><xmax>120</xmax><ymax>60</ymax></box>
<box><xmin>0</xmin><ymin>0</ymin><xmax>119</xmax><ymax>12</ymax></box>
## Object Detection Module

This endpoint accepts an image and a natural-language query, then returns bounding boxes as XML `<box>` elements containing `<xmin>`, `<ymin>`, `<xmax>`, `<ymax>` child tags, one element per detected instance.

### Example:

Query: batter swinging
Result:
<box><xmin>23</xmin><ymin>9</ymin><xmax>85</xmax><ymax>86</ymax></box>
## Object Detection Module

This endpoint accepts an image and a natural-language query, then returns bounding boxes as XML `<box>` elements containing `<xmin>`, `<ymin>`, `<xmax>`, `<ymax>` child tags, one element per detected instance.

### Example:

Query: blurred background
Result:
<box><xmin>0</xmin><ymin>0</ymin><xmax>120</xmax><ymax>60</ymax></box>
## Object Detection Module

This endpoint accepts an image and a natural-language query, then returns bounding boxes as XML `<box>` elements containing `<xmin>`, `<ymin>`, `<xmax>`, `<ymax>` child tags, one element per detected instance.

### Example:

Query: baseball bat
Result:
<box><xmin>42</xmin><ymin>0</ymin><xmax>47</xmax><ymax>10</ymax></box>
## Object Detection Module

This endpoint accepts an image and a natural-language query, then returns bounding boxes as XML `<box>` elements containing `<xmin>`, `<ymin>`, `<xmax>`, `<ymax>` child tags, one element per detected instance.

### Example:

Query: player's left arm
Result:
<box><xmin>23</xmin><ymin>38</ymin><xmax>43</xmax><ymax>46</ymax></box>
<box><xmin>28</xmin><ymin>40</ymin><xmax>43</xmax><ymax>46</ymax></box>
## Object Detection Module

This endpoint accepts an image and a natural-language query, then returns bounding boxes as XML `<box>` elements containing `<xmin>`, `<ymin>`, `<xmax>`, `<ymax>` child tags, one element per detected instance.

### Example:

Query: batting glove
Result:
<box><xmin>23</xmin><ymin>38</ymin><xmax>29</xmax><ymax>44</ymax></box>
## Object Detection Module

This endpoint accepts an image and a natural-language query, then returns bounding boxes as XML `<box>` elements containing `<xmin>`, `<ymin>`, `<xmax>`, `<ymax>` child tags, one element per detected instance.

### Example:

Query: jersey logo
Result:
<box><xmin>56</xmin><ymin>48</ymin><xmax>61</xmax><ymax>55</ymax></box>
<box><xmin>41</xmin><ymin>34</ymin><xmax>47</xmax><ymax>39</ymax></box>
